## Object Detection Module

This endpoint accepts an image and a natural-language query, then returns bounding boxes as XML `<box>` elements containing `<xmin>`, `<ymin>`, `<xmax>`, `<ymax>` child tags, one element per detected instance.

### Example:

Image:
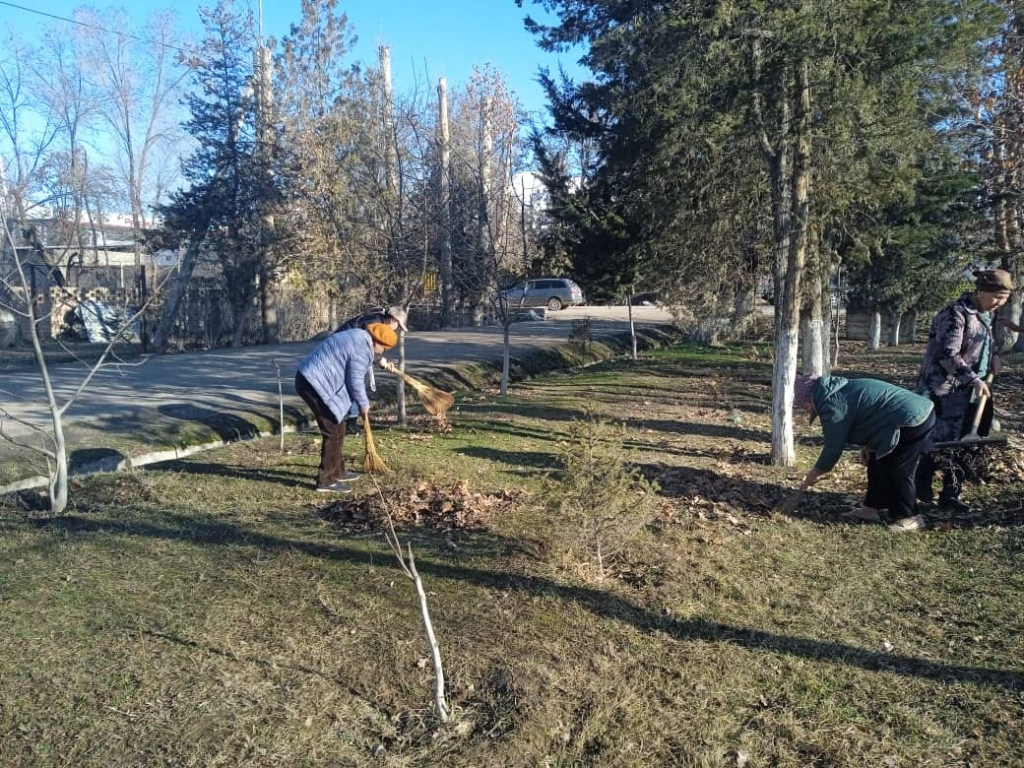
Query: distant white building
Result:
<box><xmin>511</xmin><ymin>171</ymin><xmax>548</xmax><ymax>209</ymax></box>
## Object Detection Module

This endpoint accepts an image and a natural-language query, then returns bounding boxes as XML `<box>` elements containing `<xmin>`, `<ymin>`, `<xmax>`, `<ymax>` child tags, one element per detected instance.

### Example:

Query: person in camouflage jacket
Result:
<box><xmin>915</xmin><ymin>268</ymin><xmax>1013</xmax><ymax>512</ymax></box>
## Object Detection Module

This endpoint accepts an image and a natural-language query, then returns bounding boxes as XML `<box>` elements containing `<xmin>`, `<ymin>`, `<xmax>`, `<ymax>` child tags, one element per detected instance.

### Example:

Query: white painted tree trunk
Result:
<box><xmin>770</xmin><ymin>59</ymin><xmax>811</xmax><ymax>468</ymax></box>
<box><xmin>396</xmin><ymin>330</ymin><xmax>407</xmax><ymax>426</ymax></box>
<box><xmin>868</xmin><ymin>311</ymin><xmax>881</xmax><ymax>350</ymax></box>
<box><xmin>772</xmin><ymin>325</ymin><xmax>799</xmax><ymax>467</ymax></box>
<box><xmin>754</xmin><ymin>46</ymin><xmax>808</xmax><ymax>467</ymax></box>
<box><xmin>627</xmin><ymin>291</ymin><xmax>637</xmax><ymax>361</ymax></box>
<box><xmin>275</xmin><ymin>359</ymin><xmax>285</xmax><ymax>453</ymax></box>
<box><xmin>501</xmin><ymin>320</ymin><xmax>511</xmax><ymax>395</ymax></box>
<box><xmin>888</xmin><ymin>312</ymin><xmax>902</xmax><ymax>347</ymax></box>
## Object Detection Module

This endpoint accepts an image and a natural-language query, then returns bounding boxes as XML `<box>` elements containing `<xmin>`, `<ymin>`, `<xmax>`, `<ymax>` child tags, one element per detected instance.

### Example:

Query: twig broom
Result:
<box><xmin>362</xmin><ymin>412</ymin><xmax>389</xmax><ymax>473</ymax></box>
<box><xmin>390</xmin><ymin>368</ymin><xmax>455</xmax><ymax>415</ymax></box>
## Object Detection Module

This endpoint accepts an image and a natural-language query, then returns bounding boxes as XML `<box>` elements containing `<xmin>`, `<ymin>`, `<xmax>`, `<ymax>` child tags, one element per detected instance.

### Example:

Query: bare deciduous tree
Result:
<box><xmin>0</xmin><ymin>219</ymin><xmax>156</xmax><ymax>515</ymax></box>
<box><xmin>73</xmin><ymin>7</ymin><xmax>190</xmax><ymax>265</ymax></box>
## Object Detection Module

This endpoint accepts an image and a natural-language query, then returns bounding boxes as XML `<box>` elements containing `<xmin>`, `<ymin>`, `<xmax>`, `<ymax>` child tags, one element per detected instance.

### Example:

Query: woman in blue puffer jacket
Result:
<box><xmin>295</xmin><ymin>323</ymin><xmax>397</xmax><ymax>492</ymax></box>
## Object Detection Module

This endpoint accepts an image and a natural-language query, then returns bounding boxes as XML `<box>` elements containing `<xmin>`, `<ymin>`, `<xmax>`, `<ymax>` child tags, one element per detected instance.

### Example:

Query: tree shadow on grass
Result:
<box><xmin>31</xmin><ymin>509</ymin><xmax>1024</xmax><ymax>693</ymax></box>
<box><xmin>157</xmin><ymin>403</ymin><xmax>265</xmax><ymax>442</ymax></box>
<box><xmin>457</xmin><ymin>417</ymin><xmax>565</xmax><ymax>444</ymax></box>
<box><xmin>461</xmin><ymin>401</ymin><xmax>769</xmax><ymax>442</ymax></box>
<box><xmin>69</xmin><ymin>447</ymin><xmax>126</xmax><ymax>473</ymax></box>
<box><xmin>627</xmin><ymin>419</ymin><xmax>769</xmax><ymax>442</ymax></box>
<box><xmin>624</xmin><ymin>439</ymin><xmax>774</xmax><ymax>465</ymax></box>
<box><xmin>146</xmin><ymin>459</ymin><xmax>310</xmax><ymax>488</ymax></box>
<box><xmin>455</xmin><ymin>446</ymin><xmax>560</xmax><ymax>474</ymax></box>
<box><xmin>638</xmin><ymin>461</ymin><xmax>853</xmax><ymax>522</ymax></box>
<box><xmin>459</xmin><ymin>401</ymin><xmax>582</xmax><ymax>423</ymax></box>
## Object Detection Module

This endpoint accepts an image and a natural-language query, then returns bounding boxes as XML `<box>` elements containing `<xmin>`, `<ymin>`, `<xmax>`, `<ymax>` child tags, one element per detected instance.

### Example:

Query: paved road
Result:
<box><xmin>0</xmin><ymin>305</ymin><xmax>672</xmax><ymax>441</ymax></box>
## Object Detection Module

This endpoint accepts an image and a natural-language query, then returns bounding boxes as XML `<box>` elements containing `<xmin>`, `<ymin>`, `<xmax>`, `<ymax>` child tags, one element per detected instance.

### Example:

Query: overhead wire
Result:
<box><xmin>0</xmin><ymin>0</ymin><xmax>191</xmax><ymax>55</ymax></box>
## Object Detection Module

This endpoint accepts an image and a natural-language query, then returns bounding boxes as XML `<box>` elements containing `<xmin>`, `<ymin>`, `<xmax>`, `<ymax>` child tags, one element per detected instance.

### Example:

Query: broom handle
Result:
<box><xmin>966</xmin><ymin>372</ymin><xmax>994</xmax><ymax>437</ymax></box>
<box><xmin>389</xmin><ymin>366</ymin><xmax>428</xmax><ymax>393</ymax></box>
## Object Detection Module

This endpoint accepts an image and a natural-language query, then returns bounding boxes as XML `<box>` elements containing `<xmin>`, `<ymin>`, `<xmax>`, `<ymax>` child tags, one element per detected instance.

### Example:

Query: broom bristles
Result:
<box><xmin>392</xmin><ymin>368</ymin><xmax>455</xmax><ymax>415</ymax></box>
<box><xmin>362</xmin><ymin>412</ymin><xmax>389</xmax><ymax>473</ymax></box>
<box><xmin>418</xmin><ymin>387</ymin><xmax>455</xmax><ymax>415</ymax></box>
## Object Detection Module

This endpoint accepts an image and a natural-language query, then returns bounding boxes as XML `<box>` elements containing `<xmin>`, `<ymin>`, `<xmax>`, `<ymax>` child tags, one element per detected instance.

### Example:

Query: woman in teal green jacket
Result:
<box><xmin>796</xmin><ymin>375</ymin><xmax>935</xmax><ymax>523</ymax></box>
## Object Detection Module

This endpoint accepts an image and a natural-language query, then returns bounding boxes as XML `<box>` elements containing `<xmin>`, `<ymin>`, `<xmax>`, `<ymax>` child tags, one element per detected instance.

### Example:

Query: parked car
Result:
<box><xmin>499</xmin><ymin>277</ymin><xmax>585</xmax><ymax>311</ymax></box>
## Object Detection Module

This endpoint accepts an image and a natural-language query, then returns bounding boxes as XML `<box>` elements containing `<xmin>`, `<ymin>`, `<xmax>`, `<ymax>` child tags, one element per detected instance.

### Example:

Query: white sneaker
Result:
<box><xmin>889</xmin><ymin>514</ymin><xmax>926</xmax><ymax>532</ymax></box>
<box><xmin>316</xmin><ymin>481</ymin><xmax>353</xmax><ymax>493</ymax></box>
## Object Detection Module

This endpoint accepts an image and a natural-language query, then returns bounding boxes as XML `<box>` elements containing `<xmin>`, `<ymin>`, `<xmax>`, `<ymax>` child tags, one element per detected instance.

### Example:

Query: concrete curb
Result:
<box><xmin>0</xmin><ymin>422</ymin><xmax>310</xmax><ymax>496</ymax></box>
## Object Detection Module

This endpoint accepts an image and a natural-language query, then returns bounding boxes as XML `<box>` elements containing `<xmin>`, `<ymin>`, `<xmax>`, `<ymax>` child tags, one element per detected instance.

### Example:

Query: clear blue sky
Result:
<box><xmin>0</xmin><ymin>0</ymin><xmax>586</xmax><ymax>118</ymax></box>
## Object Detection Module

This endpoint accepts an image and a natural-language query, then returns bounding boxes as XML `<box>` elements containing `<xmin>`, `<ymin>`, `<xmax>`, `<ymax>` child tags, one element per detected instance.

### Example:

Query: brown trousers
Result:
<box><xmin>295</xmin><ymin>372</ymin><xmax>347</xmax><ymax>488</ymax></box>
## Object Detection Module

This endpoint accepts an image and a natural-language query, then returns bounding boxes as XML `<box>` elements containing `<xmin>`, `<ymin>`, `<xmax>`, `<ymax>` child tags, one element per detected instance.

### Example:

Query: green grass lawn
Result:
<box><xmin>1</xmin><ymin>343</ymin><xmax>1022</xmax><ymax>766</ymax></box>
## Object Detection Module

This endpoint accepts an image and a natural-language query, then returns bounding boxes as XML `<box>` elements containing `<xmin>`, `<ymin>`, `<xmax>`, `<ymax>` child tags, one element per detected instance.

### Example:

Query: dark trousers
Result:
<box><xmin>864</xmin><ymin>411</ymin><xmax>935</xmax><ymax>520</ymax></box>
<box><xmin>915</xmin><ymin>392</ymin><xmax>993</xmax><ymax>503</ymax></box>
<box><xmin>295</xmin><ymin>372</ymin><xmax>347</xmax><ymax>488</ymax></box>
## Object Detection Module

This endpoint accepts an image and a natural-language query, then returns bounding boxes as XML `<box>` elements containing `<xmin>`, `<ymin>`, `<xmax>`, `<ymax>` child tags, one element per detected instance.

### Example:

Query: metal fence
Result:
<box><xmin>26</xmin><ymin>263</ymin><xmax>150</xmax><ymax>350</ymax></box>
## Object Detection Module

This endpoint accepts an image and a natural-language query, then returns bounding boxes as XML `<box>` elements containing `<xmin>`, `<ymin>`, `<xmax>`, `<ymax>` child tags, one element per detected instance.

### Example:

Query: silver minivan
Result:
<box><xmin>499</xmin><ymin>277</ymin><xmax>585</xmax><ymax>311</ymax></box>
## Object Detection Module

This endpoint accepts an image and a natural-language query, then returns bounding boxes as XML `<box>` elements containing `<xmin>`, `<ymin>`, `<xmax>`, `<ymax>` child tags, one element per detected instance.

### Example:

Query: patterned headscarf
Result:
<box><xmin>794</xmin><ymin>374</ymin><xmax>820</xmax><ymax>410</ymax></box>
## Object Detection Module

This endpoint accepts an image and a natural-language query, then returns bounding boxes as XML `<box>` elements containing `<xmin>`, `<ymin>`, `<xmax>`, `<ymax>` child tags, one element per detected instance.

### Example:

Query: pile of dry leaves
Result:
<box><xmin>318</xmin><ymin>480</ymin><xmax>521</xmax><ymax>534</ymax></box>
<box><xmin>403</xmin><ymin>414</ymin><xmax>452</xmax><ymax>434</ymax></box>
